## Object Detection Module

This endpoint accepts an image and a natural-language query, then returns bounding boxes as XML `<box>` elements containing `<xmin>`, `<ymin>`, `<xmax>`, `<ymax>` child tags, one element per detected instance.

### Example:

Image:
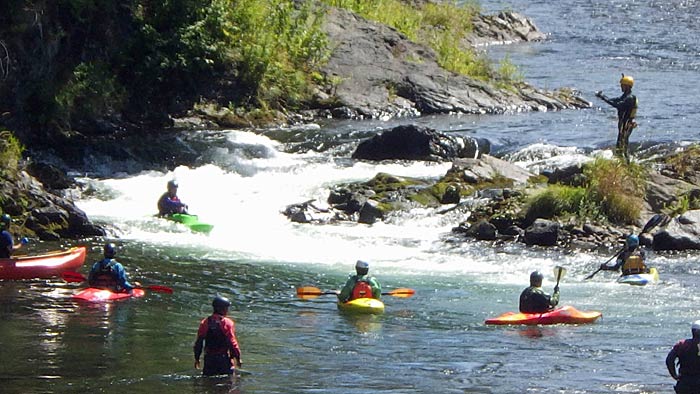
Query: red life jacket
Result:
<box><xmin>351</xmin><ymin>280</ymin><xmax>374</xmax><ymax>300</ymax></box>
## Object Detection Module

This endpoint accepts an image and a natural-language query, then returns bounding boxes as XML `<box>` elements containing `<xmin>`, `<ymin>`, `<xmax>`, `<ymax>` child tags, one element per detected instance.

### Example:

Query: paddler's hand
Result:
<box><xmin>595</xmin><ymin>91</ymin><xmax>603</xmax><ymax>98</ymax></box>
<box><xmin>553</xmin><ymin>285</ymin><xmax>559</xmax><ymax>293</ymax></box>
<box><xmin>234</xmin><ymin>357</ymin><xmax>242</xmax><ymax>368</ymax></box>
<box><xmin>599</xmin><ymin>263</ymin><xmax>607</xmax><ymax>270</ymax></box>
<box><xmin>194</xmin><ymin>359</ymin><xmax>201</xmax><ymax>369</ymax></box>
<box><xmin>20</xmin><ymin>237</ymin><xmax>29</xmax><ymax>244</ymax></box>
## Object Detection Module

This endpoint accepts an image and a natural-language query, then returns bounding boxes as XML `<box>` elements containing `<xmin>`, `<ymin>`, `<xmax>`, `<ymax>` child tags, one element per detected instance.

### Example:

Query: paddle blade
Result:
<box><xmin>62</xmin><ymin>271</ymin><xmax>87</xmax><ymax>283</ymax></box>
<box><xmin>296</xmin><ymin>286</ymin><xmax>337</xmax><ymax>299</ymax></box>
<box><xmin>642</xmin><ymin>213</ymin><xmax>667</xmax><ymax>234</ymax></box>
<box><xmin>553</xmin><ymin>266</ymin><xmax>567</xmax><ymax>281</ymax></box>
<box><xmin>383</xmin><ymin>288</ymin><xmax>415</xmax><ymax>298</ymax></box>
<box><xmin>146</xmin><ymin>285</ymin><xmax>173</xmax><ymax>294</ymax></box>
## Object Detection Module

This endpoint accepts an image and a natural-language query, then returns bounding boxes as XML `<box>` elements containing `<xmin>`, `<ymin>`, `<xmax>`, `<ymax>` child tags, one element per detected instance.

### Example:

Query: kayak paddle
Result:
<box><xmin>296</xmin><ymin>286</ymin><xmax>415</xmax><ymax>300</ymax></box>
<box><xmin>61</xmin><ymin>271</ymin><xmax>173</xmax><ymax>294</ymax></box>
<box><xmin>553</xmin><ymin>266</ymin><xmax>566</xmax><ymax>288</ymax></box>
<box><xmin>584</xmin><ymin>213</ymin><xmax>667</xmax><ymax>280</ymax></box>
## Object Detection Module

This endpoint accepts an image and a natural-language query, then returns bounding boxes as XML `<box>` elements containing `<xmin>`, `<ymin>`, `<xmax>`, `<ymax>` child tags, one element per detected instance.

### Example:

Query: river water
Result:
<box><xmin>2</xmin><ymin>1</ymin><xmax>700</xmax><ymax>393</ymax></box>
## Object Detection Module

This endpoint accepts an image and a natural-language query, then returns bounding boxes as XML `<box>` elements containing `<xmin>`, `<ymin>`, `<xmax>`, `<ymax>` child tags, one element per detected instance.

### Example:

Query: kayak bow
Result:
<box><xmin>337</xmin><ymin>298</ymin><xmax>385</xmax><ymax>314</ymax></box>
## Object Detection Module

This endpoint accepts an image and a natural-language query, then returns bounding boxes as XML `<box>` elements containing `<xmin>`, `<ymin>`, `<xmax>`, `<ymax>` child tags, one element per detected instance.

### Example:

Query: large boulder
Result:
<box><xmin>652</xmin><ymin>210</ymin><xmax>700</xmax><ymax>251</ymax></box>
<box><xmin>352</xmin><ymin>124</ymin><xmax>487</xmax><ymax>161</ymax></box>
<box><xmin>524</xmin><ymin>219</ymin><xmax>560</xmax><ymax>246</ymax></box>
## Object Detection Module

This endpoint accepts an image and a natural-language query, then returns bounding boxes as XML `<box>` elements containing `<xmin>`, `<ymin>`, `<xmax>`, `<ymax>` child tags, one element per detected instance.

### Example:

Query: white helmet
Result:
<box><xmin>355</xmin><ymin>260</ymin><xmax>369</xmax><ymax>270</ymax></box>
<box><xmin>692</xmin><ymin>320</ymin><xmax>700</xmax><ymax>331</ymax></box>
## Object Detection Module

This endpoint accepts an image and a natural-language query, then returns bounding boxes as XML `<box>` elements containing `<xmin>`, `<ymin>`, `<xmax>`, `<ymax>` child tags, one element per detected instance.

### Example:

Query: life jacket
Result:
<box><xmin>205</xmin><ymin>315</ymin><xmax>228</xmax><ymax>354</ymax></box>
<box><xmin>622</xmin><ymin>253</ymin><xmax>646</xmax><ymax>275</ymax></box>
<box><xmin>351</xmin><ymin>280</ymin><xmax>374</xmax><ymax>300</ymax></box>
<box><xmin>91</xmin><ymin>259</ymin><xmax>118</xmax><ymax>290</ymax></box>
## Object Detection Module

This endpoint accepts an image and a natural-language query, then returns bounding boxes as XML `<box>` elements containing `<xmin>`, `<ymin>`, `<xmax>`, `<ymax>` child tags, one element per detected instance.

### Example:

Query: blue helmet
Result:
<box><xmin>626</xmin><ymin>234</ymin><xmax>640</xmax><ymax>248</ymax></box>
<box><xmin>0</xmin><ymin>214</ymin><xmax>10</xmax><ymax>226</ymax></box>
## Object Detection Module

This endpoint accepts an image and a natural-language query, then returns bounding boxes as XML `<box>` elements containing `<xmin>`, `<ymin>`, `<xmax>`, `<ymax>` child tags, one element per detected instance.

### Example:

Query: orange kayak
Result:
<box><xmin>485</xmin><ymin>305</ymin><xmax>602</xmax><ymax>325</ymax></box>
<box><xmin>0</xmin><ymin>247</ymin><xmax>87</xmax><ymax>280</ymax></box>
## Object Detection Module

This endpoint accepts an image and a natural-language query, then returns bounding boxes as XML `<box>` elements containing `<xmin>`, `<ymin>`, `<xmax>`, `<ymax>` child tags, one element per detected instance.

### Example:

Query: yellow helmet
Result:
<box><xmin>620</xmin><ymin>74</ymin><xmax>634</xmax><ymax>87</ymax></box>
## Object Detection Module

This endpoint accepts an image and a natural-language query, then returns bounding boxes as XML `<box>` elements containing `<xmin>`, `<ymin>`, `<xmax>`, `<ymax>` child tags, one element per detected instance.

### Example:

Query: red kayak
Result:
<box><xmin>72</xmin><ymin>288</ymin><xmax>146</xmax><ymax>302</ymax></box>
<box><xmin>0</xmin><ymin>246</ymin><xmax>87</xmax><ymax>280</ymax></box>
<box><xmin>485</xmin><ymin>306</ymin><xmax>602</xmax><ymax>325</ymax></box>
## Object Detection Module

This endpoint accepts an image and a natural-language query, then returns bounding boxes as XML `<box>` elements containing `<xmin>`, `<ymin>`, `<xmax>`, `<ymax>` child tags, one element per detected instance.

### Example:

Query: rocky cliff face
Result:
<box><xmin>313</xmin><ymin>8</ymin><xmax>588</xmax><ymax>120</ymax></box>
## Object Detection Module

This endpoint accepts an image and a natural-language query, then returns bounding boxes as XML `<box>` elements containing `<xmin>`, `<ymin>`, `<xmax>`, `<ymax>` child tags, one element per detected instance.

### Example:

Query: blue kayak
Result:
<box><xmin>616</xmin><ymin>267</ymin><xmax>658</xmax><ymax>286</ymax></box>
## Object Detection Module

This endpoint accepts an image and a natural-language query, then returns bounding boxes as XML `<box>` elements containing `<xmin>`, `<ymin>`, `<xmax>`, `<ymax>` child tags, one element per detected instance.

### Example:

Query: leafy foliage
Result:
<box><xmin>0</xmin><ymin>130</ymin><xmax>24</xmax><ymax>177</ymax></box>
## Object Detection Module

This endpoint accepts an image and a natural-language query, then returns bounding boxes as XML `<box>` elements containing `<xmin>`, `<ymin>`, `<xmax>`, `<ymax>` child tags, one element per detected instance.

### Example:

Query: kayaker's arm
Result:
<box><xmin>223</xmin><ymin>318</ymin><xmax>242</xmax><ymax>367</ymax></box>
<box><xmin>338</xmin><ymin>276</ymin><xmax>356</xmax><ymax>303</ymax></box>
<box><xmin>369</xmin><ymin>277</ymin><xmax>382</xmax><ymax>299</ymax></box>
<box><xmin>666</xmin><ymin>346</ymin><xmax>680</xmax><ymax>380</ymax></box>
<box><xmin>193</xmin><ymin>319</ymin><xmax>206</xmax><ymax>369</ymax></box>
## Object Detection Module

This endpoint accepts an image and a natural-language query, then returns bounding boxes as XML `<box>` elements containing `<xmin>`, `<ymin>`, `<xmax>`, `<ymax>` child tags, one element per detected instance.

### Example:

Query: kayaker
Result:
<box><xmin>0</xmin><ymin>214</ymin><xmax>28</xmax><ymax>258</ymax></box>
<box><xmin>157</xmin><ymin>180</ymin><xmax>188</xmax><ymax>216</ymax></box>
<box><xmin>598</xmin><ymin>234</ymin><xmax>648</xmax><ymax>276</ymax></box>
<box><xmin>87</xmin><ymin>243</ymin><xmax>137</xmax><ymax>293</ymax></box>
<box><xmin>519</xmin><ymin>271</ymin><xmax>559</xmax><ymax>313</ymax></box>
<box><xmin>595</xmin><ymin>74</ymin><xmax>638</xmax><ymax>161</ymax></box>
<box><xmin>194</xmin><ymin>295</ymin><xmax>242</xmax><ymax>376</ymax></box>
<box><xmin>338</xmin><ymin>260</ymin><xmax>382</xmax><ymax>303</ymax></box>
<box><xmin>666</xmin><ymin>320</ymin><xmax>700</xmax><ymax>394</ymax></box>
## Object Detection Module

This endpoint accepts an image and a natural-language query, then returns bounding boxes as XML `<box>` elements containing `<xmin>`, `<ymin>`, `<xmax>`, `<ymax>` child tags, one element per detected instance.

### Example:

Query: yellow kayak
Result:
<box><xmin>337</xmin><ymin>298</ymin><xmax>385</xmax><ymax>314</ymax></box>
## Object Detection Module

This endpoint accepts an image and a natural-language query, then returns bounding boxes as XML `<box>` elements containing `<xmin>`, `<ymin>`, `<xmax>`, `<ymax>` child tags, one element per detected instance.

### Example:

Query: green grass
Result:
<box><xmin>526</xmin><ymin>158</ymin><xmax>646</xmax><ymax>225</ymax></box>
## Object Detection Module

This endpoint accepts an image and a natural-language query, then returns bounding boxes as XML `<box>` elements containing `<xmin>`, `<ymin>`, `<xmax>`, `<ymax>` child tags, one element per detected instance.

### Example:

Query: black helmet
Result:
<box><xmin>0</xmin><ymin>213</ymin><xmax>10</xmax><ymax>226</ymax></box>
<box><xmin>530</xmin><ymin>271</ymin><xmax>544</xmax><ymax>286</ymax></box>
<box><xmin>103</xmin><ymin>243</ymin><xmax>116</xmax><ymax>258</ymax></box>
<box><xmin>212</xmin><ymin>295</ymin><xmax>231</xmax><ymax>311</ymax></box>
<box><xmin>167</xmin><ymin>180</ymin><xmax>179</xmax><ymax>189</ymax></box>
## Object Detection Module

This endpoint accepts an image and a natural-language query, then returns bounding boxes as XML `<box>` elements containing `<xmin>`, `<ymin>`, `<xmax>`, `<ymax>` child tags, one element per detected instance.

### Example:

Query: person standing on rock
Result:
<box><xmin>595</xmin><ymin>74</ymin><xmax>638</xmax><ymax>161</ymax></box>
<box><xmin>157</xmin><ymin>180</ymin><xmax>188</xmax><ymax>216</ymax></box>
<box><xmin>519</xmin><ymin>271</ymin><xmax>559</xmax><ymax>313</ymax></box>
<box><xmin>0</xmin><ymin>214</ymin><xmax>28</xmax><ymax>258</ymax></box>
<box><xmin>666</xmin><ymin>320</ymin><xmax>700</xmax><ymax>394</ymax></box>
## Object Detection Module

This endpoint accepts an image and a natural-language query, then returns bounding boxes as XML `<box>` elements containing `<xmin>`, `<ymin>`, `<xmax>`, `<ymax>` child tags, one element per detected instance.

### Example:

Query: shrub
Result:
<box><xmin>524</xmin><ymin>158</ymin><xmax>646</xmax><ymax>225</ymax></box>
<box><xmin>584</xmin><ymin>158</ymin><xmax>646</xmax><ymax>224</ymax></box>
<box><xmin>0</xmin><ymin>130</ymin><xmax>24</xmax><ymax>177</ymax></box>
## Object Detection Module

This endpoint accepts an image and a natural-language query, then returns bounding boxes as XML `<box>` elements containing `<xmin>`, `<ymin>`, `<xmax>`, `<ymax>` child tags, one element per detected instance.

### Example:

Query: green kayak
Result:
<box><xmin>167</xmin><ymin>213</ymin><xmax>214</xmax><ymax>234</ymax></box>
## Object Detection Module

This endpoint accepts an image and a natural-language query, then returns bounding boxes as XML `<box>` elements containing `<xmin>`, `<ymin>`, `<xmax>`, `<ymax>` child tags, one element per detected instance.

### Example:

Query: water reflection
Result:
<box><xmin>340</xmin><ymin>312</ymin><xmax>383</xmax><ymax>334</ymax></box>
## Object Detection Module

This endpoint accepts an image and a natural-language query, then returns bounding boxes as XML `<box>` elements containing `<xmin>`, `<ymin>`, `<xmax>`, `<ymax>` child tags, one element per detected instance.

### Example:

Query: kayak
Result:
<box><xmin>72</xmin><ymin>287</ymin><xmax>146</xmax><ymax>302</ymax></box>
<box><xmin>0</xmin><ymin>246</ymin><xmax>87</xmax><ymax>280</ymax></box>
<box><xmin>485</xmin><ymin>305</ymin><xmax>602</xmax><ymax>325</ymax></box>
<box><xmin>167</xmin><ymin>213</ymin><xmax>214</xmax><ymax>234</ymax></box>
<box><xmin>337</xmin><ymin>298</ymin><xmax>385</xmax><ymax>314</ymax></box>
<box><xmin>617</xmin><ymin>267</ymin><xmax>658</xmax><ymax>286</ymax></box>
